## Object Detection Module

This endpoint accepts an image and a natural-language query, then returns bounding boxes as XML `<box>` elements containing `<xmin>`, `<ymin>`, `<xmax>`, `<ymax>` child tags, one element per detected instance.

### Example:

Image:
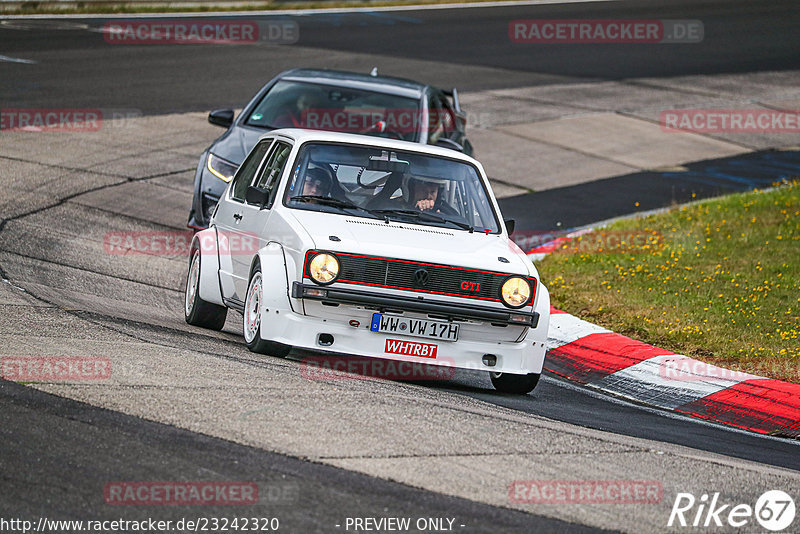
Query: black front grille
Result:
<box><xmin>315</xmin><ymin>251</ymin><xmax>515</xmax><ymax>303</ymax></box>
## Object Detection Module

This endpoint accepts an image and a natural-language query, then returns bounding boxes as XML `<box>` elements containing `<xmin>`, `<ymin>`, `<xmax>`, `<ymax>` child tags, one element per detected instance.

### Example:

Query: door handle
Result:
<box><xmin>233</xmin><ymin>213</ymin><xmax>243</xmax><ymax>221</ymax></box>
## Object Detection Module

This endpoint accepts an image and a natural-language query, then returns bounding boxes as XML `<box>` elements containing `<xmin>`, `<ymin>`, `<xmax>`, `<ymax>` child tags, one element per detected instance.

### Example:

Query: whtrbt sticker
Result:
<box><xmin>384</xmin><ymin>339</ymin><xmax>438</xmax><ymax>359</ymax></box>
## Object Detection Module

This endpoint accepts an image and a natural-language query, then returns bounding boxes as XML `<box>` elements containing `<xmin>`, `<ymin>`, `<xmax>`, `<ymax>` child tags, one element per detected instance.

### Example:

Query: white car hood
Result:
<box><xmin>289</xmin><ymin>210</ymin><xmax>534</xmax><ymax>276</ymax></box>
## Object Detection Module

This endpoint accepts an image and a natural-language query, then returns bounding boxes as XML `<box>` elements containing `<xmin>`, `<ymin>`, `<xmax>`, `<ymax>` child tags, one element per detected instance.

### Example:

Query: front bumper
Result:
<box><xmin>262</xmin><ymin>283</ymin><xmax>547</xmax><ymax>375</ymax></box>
<box><xmin>291</xmin><ymin>282</ymin><xmax>539</xmax><ymax>328</ymax></box>
<box><xmin>188</xmin><ymin>154</ymin><xmax>228</xmax><ymax>229</ymax></box>
<box><xmin>188</xmin><ymin>193</ymin><xmax>221</xmax><ymax>230</ymax></box>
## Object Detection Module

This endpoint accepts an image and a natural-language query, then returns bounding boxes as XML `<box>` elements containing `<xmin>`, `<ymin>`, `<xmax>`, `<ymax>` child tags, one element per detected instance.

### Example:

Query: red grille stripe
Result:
<box><xmin>335</xmin><ymin>251</ymin><xmax>517</xmax><ymax>277</ymax></box>
<box><xmin>336</xmin><ymin>278</ymin><xmax>501</xmax><ymax>302</ymax></box>
<box><xmin>303</xmin><ymin>249</ymin><xmax>535</xmax><ymax>305</ymax></box>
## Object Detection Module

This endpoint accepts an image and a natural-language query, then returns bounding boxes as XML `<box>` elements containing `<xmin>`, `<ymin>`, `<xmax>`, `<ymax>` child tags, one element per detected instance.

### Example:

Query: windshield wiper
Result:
<box><xmin>290</xmin><ymin>195</ymin><xmax>379</xmax><ymax>216</ymax></box>
<box><xmin>372</xmin><ymin>209</ymin><xmax>475</xmax><ymax>232</ymax></box>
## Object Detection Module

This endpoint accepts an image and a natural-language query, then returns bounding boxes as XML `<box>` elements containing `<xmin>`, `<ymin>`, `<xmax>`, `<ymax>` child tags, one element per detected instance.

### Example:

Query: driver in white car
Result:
<box><xmin>405</xmin><ymin>176</ymin><xmax>458</xmax><ymax>215</ymax></box>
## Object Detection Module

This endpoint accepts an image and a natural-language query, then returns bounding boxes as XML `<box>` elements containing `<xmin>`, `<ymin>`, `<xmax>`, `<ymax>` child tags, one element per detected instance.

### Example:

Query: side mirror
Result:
<box><xmin>504</xmin><ymin>219</ymin><xmax>515</xmax><ymax>235</ymax></box>
<box><xmin>208</xmin><ymin>109</ymin><xmax>234</xmax><ymax>128</ymax></box>
<box><xmin>245</xmin><ymin>185</ymin><xmax>270</xmax><ymax>208</ymax></box>
<box><xmin>434</xmin><ymin>137</ymin><xmax>464</xmax><ymax>152</ymax></box>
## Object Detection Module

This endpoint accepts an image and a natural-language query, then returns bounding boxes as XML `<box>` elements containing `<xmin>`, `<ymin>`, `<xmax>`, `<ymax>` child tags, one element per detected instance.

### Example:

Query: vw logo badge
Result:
<box><xmin>413</xmin><ymin>268</ymin><xmax>430</xmax><ymax>287</ymax></box>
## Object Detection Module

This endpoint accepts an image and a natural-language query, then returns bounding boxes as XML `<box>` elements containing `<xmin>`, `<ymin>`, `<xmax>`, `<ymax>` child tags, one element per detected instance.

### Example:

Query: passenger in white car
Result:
<box><xmin>302</xmin><ymin>167</ymin><xmax>332</xmax><ymax>197</ymax></box>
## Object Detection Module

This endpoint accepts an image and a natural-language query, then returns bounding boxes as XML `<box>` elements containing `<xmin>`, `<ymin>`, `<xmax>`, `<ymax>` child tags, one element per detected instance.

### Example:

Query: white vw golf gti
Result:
<box><xmin>184</xmin><ymin>129</ymin><xmax>550</xmax><ymax>393</ymax></box>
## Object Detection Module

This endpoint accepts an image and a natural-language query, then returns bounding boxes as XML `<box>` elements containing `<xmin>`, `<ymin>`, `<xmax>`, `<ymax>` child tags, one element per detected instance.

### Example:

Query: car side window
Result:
<box><xmin>427</xmin><ymin>94</ymin><xmax>455</xmax><ymax>144</ymax></box>
<box><xmin>250</xmin><ymin>141</ymin><xmax>293</xmax><ymax>206</ymax></box>
<box><xmin>436</xmin><ymin>95</ymin><xmax>456</xmax><ymax>139</ymax></box>
<box><xmin>427</xmin><ymin>95</ymin><xmax>442</xmax><ymax>144</ymax></box>
<box><xmin>440</xmin><ymin>97</ymin><xmax>457</xmax><ymax>138</ymax></box>
<box><xmin>231</xmin><ymin>140</ymin><xmax>272</xmax><ymax>203</ymax></box>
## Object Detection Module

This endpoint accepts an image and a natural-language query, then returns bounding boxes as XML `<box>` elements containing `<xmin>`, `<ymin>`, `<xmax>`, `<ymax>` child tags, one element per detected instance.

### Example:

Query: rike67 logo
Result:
<box><xmin>668</xmin><ymin>490</ymin><xmax>795</xmax><ymax>531</ymax></box>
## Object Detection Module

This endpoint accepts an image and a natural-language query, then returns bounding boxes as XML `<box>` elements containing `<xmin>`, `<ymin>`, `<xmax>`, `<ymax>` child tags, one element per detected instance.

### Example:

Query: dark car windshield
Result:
<box><xmin>283</xmin><ymin>143</ymin><xmax>500</xmax><ymax>233</ymax></box>
<box><xmin>245</xmin><ymin>80</ymin><xmax>422</xmax><ymax>142</ymax></box>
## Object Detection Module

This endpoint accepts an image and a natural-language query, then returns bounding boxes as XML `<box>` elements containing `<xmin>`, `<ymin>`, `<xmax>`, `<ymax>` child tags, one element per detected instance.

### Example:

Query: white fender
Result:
<box><xmin>191</xmin><ymin>229</ymin><xmax>224</xmax><ymax>306</ymax></box>
<box><xmin>254</xmin><ymin>242</ymin><xmax>292</xmax><ymax>340</ymax></box>
<box><xmin>526</xmin><ymin>283</ymin><xmax>551</xmax><ymax>374</ymax></box>
<box><xmin>533</xmin><ymin>283</ymin><xmax>551</xmax><ymax>340</ymax></box>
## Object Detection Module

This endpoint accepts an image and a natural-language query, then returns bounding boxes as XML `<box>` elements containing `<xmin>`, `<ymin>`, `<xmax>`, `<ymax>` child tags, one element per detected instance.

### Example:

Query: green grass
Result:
<box><xmin>538</xmin><ymin>181</ymin><xmax>800</xmax><ymax>383</ymax></box>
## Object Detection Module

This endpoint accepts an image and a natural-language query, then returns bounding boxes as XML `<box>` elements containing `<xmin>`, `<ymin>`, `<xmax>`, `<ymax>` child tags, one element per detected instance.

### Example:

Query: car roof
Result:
<box><xmin>264</xmin><ymin>128</ymin><xmax>481</xmax><ymax>166</ymax></box>
<box><xmin>278</xmin><ymin>68</ymin><xmax>428</xmax><ymax>100</ymax></box>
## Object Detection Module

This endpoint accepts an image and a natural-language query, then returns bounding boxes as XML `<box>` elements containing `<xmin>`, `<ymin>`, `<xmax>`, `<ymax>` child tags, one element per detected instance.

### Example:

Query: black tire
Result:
<box><xmin>185</xmin><ymin>247</ymin><xmax>227</xmax><ymax>331</ymax></box>
<box><xmin>243</xmin><ymin>263</ymin><xmax>291</xmax><ymax>357</ymax></box>
<box><xmin>490</xmin><ymin>372</ymin><xmax>540</xmax><ymax>394</ymax></box>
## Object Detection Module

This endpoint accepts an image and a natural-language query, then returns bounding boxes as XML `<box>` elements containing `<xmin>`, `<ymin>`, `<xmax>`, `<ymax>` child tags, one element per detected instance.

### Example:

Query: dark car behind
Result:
<box><xmin>188</xmin><ymin>68</ymin><xmax>472</xmax><ymax>229</ymax></box>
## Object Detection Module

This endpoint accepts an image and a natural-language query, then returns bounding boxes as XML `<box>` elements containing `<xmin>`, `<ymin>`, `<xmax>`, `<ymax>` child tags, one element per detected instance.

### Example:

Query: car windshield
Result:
<box><xmin>245</xmin><ymin>80</ymin><xmax>422</xmax><ymax>142</ymax></box>
<box><xmin>283</xmin><ymin>143</ymin><xmax>501</xmax><ymax>233</ymax></box>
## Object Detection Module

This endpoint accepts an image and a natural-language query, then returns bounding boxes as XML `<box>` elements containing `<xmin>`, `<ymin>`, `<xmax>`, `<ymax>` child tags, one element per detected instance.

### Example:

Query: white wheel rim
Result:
<box><xmin>185</xmin><ymin>252</ymin><xmax>200</xmax><ymax>316</ymax></box>
<box><xmin>244</xmin><ymin>272</ymin><xmax>262</xmax><ymax>343</ymax></box>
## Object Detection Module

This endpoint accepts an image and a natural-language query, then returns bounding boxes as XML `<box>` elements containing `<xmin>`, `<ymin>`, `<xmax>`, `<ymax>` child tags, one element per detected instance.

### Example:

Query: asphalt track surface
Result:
<box><xmin>1</xmin><ymin>379</ymin><xmax>599</xmax><ymax>533</ymax></box>
<box><xmin>500</xmin><ymin>149</ymin><xmax>800</xmax><ymax>231</ymax></box>
<box><xmin>2</xmin><ymin>0</ymin><xmax>800</xmax><ymax>531</ymax></box>
<box><xmin>1</xmin><ymin>0</ymin><xmax>799</xmax><ymax>113</ymax></box>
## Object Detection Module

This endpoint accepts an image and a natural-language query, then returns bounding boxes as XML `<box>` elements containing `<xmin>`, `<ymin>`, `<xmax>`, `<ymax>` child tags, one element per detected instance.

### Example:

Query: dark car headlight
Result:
<box><xmin>206</xmin><ymin>153</ymin><xmax>238</xmax><ymax>183</ymax></box>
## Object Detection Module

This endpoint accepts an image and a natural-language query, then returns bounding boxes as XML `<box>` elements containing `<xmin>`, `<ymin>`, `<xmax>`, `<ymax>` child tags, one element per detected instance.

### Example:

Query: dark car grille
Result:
<box><xmin>201</xmin><ymin>193</ymin><xmax>220</xmax><ymax>222</ymax></box>
<box><xmin>304</xmin><ymin>250</ymin><xmax>534</xmax><ymax>304</ymax></box>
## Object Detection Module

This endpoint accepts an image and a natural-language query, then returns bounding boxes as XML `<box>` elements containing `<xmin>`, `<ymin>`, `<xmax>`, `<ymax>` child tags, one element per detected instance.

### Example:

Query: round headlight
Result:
<box><xmin>309</xmin><ymin>253</ymin><xmax>340</xmax><ymax>285</ymax></box>
<box><xmin>501</xmin><ymin>277</ymin><xmax>531</xmax><ymax>308</ymax></box>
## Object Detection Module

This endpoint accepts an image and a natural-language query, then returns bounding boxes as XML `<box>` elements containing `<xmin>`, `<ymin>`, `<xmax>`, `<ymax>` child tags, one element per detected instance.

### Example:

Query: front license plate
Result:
<box><xmin>370</xmin><ymin>313</ymin><xmax>459</xmax><ymax>342</ymax></box>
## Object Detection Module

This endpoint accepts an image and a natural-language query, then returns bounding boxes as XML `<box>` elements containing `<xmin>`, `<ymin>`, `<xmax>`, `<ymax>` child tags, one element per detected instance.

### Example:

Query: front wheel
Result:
<box><xmin>185</xmin><ymin>248</ymin><xmax>227</xmax><ymax>330</ymax></box>
<box><xmin>243</xmin><ymin>263</ymin><xmax>291</xmax><ymax>357</ymax></box>
<box><xmin>490</xmin><ymin>372</ymin><xmax>540</xmax><ymax>394</ymax></box>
